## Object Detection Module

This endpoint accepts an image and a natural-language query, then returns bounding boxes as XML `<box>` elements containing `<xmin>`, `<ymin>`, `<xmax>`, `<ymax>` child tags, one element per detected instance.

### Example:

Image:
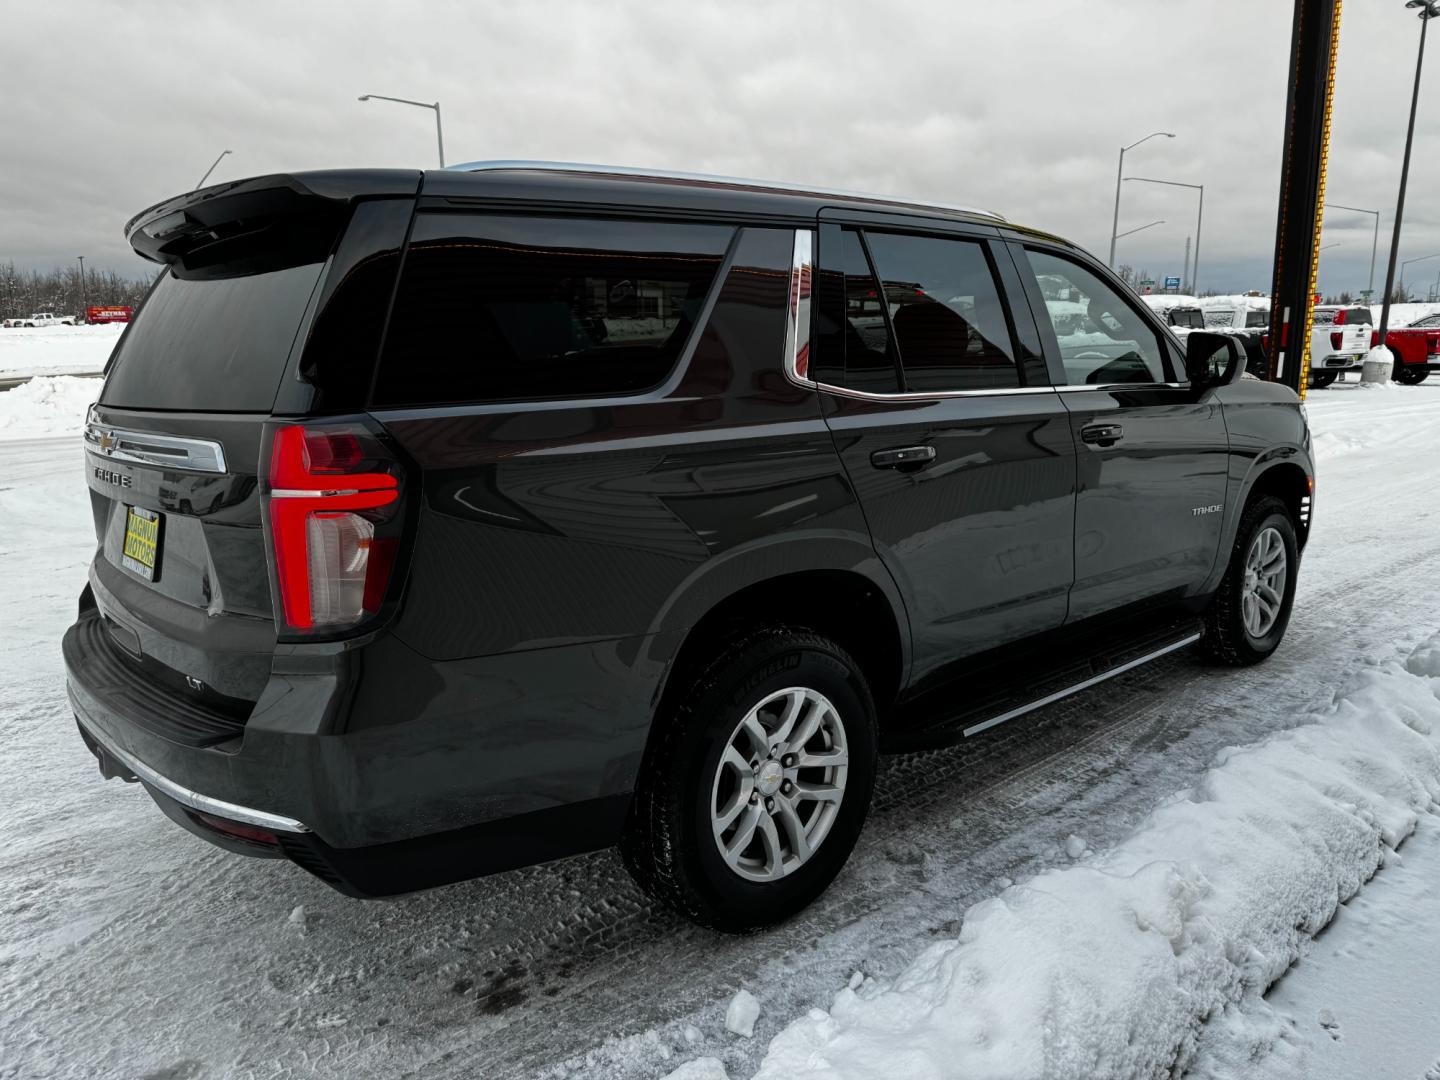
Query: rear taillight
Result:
<box><xmin>1331</xmin><ymin>331</ymin><xmax>1344</xmax><ymax>351</ymax></box>
<box><xmin>262</xmin><ymin>423</ymin><xmax>403</xmax><ymax>635</ymax></box>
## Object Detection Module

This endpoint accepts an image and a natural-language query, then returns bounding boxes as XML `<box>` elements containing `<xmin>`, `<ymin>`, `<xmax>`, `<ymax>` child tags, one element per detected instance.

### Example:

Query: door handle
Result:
<box><xmin>870</xmin><ymin>445</ymin><xmax>937</xmax><ymax>470</ymax></box>
<box><xmin>1080</xmin><ymin>424</ymin><xmax>1124</xmax><ymax>447</ymax></box>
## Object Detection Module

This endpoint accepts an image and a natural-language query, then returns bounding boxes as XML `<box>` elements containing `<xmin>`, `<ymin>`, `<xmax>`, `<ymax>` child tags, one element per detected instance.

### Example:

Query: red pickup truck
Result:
<box><xmin>1382</xmin><ymin>314</ymin><xmax>1440</xmax><ymax>385</ymax></box>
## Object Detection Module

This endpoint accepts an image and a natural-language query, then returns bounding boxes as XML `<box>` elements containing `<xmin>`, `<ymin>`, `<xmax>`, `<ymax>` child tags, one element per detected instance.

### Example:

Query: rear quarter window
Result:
<box><xmin>373</xmin><ymin>215</ymin><xmax>734</xmax><ymax>407</ymax></box>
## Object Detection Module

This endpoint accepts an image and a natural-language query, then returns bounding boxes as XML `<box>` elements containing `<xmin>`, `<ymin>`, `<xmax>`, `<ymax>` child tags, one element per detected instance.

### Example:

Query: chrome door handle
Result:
<box><xmin>870</xmin><ymin>445</ymin><xmax>937</xmax><ymax>470</ymax></box>
<box><xmin>1080</xmin><ymin>424</ymin><xmax>1123</xmax><ymax>447</ymax></box>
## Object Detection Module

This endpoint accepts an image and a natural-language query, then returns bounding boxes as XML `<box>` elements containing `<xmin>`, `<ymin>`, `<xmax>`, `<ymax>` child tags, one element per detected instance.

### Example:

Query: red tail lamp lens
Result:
<box><xmin>1330</xmin><ymin>331</ymin><xmax>1344</xmax><ymax>351</ymax></box>
<box><xmin>268</xmin><ymin>426</ymin><xmax>399</xmax><ymax>632</ymax></box>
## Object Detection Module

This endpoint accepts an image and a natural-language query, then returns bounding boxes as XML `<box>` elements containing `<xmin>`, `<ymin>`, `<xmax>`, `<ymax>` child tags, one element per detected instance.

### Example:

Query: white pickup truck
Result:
<box><xmin>7</xmin><ymin>312</ymin><xmax>77</xmax><ymax>327</ymax></box>
<box><xmin>1308</xmin><ymin>305</ymin><xmax>1374</xmax><ymax>388</ymax></box>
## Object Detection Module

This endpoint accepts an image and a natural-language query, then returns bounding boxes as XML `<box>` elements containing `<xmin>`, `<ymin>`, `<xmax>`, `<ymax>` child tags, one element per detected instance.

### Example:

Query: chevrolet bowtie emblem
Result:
<box><xmin>99</xmin><ymin>431</ymin><xmax>116</xmax><ymax>454</ymax></box>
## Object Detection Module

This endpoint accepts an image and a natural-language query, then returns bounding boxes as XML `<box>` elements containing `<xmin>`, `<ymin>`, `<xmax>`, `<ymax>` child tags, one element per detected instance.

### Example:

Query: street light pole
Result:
<box><xmin>1324</xmin><ymin>203</ymin><xmax>1381</xmax><ymax>298</ymax></box>
<box><xmin>1114</xmin><ymin>220</ymin><xmax>1166</xmax><ymax>241</ymax></box>
<box><xmin>359</xmin><ymin>94</ymin><xmax>445</xmax><ymax>166</ymax></box>
<box><xmin>1109</xmin><ymin>132</ymin><xmax>1175</xmax><ymax>267</ymax></box>
<box><xmin>195</xmin><ymin>149</ymin><xmax>232</xmax><ymax>190</ymax></box>
<box><xmin>1124</xmin><ymin>177</ymin><xmax>1204</xmax><ymax>293</ymax></box>
<box><xmin>1377</xmin><ymin>1</ymin><xmax>1438</xmax><ymax>352</ymax></box>
<box><xmin>1399</xmin><ymin>251</ymin><xmax>1440</xmax><ymax>296</ymax></box>
<box><xmin>76</xmin><ymin>255</ymin><xmax>85</xmax><ymax>318</ymax></box>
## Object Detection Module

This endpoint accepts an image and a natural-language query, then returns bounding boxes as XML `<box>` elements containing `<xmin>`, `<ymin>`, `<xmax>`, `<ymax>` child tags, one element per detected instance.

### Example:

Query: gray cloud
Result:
<box><xmin>1</xmin><ymin>0</ymin><xmax>1435</xmax><ymax>297</ymax></box>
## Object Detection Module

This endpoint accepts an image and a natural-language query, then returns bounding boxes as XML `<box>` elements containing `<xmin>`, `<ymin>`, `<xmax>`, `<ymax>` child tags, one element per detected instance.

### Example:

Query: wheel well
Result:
<box><xmin>1247</xmin><ymin>462</ymin><xmax>1312</xmax><ymax>547</ymax></box>
<box><xmin>656</xmin><ymin>570</ymin><xmax>905</xmax><ymax>723</ymax></box>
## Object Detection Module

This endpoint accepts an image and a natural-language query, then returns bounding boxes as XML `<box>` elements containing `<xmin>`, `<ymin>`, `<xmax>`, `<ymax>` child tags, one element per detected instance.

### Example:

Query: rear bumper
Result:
<box><xmin>63</xmin><ymin>608</ymin><xmax>663</xmax><ymax>896</ymax></box>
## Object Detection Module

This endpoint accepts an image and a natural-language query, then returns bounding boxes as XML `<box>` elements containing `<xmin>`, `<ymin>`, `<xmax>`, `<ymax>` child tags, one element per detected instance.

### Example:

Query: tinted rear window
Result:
<box><xmin>373</xmin><ymin>215</ymin><xmax>733</xmax><ymax>406</ymax></box>
<box><xmin>865</xmin><ymin>232</ymin><xmax>1018</xmax><ymax>392</ymax></box>
<box><xmin>101</xmin><ymin>263</ymin><xmax>323</xmax><ymax>411</ymax></box>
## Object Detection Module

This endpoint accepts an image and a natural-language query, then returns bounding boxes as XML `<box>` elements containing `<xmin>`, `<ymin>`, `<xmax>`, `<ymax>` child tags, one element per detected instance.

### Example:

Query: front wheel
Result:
<box><xmin>621</xmin><ymin>626</ymin><xmax>877</xmax><ymax>932</ymax></box>
<box><xmin>1395</xmin><ymin>365</ymin><xmax>1430</xmax><ymax>385</ymax></box>
<box><xmin>1203</xmin><ymin>496</ymin><xmax>1299</xmax><ymax>666</ymax></box>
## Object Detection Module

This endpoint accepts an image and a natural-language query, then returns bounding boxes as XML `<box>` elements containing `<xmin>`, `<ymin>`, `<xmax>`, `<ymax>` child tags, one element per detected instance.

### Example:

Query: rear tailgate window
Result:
<box><xmin>101</xmin><ymin>263</ymin><xmax>323</xmax><ymax>411</ymax></box>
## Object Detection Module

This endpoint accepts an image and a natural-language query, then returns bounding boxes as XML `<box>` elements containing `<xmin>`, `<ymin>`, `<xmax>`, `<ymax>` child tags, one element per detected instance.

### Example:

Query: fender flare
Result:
<box><xmin>641</xmin><ymin>529</ymin><xmax>913</xmax><ymax>696</ymax></box>
<box><xmin>1202</xmin><ymin>445</ymin><xmax>1314</xmax><ymax>594</ymax></box>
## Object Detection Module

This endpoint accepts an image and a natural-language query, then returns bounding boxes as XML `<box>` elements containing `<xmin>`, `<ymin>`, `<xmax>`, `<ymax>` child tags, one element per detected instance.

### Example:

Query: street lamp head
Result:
<box><xmin>358</xmin><ymin>95</ymin><xmax>371</xmax><ymax>101</ymax></box>
<box><xmin>1405</xmin><ymin>0</ymin><xmax>1440</xmax><ymax>16</ymax></box>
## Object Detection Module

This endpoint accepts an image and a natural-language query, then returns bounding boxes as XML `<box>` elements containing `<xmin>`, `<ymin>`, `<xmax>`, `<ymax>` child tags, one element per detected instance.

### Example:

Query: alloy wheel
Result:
<box><xmin>710</xmin><ymin>686</ymin><xmax>849</xmax><ymax>882</ymax></box>
<box><xmin>1242</xmin><ymin>525</ymin><xmax>1287</xmax><ymax>638</ymax></box>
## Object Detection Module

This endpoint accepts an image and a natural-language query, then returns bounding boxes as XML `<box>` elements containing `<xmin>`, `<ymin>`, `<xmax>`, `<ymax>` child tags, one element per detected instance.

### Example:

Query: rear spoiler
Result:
<box><xmin>125</xmin><ymin>169</ymin><xmax>422</xmax><ymax>266</ymax></box>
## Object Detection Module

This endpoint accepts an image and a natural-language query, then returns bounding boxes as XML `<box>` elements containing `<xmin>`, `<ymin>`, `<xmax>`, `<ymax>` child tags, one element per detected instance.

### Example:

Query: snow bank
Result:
<box><xmin>677</xmin><ymin>638</ymin><xmax>1440</xmax><ymax>1080</ymax></box>
<box><xmin>0</xmin><ymin>376</ymin><xmax>96</xmax><ymax>441</ymax></box>
<box><xmin>1378</xmin><ymin>302</ymin><xmax>1440</xmax><ymax>329</ymax></box>
<box><xmin>0</xmin><ymin>323</ymin><xmax>122</xmax><ymax>377</ymax></box>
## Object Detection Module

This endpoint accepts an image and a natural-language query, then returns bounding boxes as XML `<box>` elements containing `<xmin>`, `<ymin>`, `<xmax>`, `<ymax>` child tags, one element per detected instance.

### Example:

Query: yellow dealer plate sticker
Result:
<box><xmin>121</xmin><ymin>506</ymin><xmax>162</xmax><ymax>581</ymax></box>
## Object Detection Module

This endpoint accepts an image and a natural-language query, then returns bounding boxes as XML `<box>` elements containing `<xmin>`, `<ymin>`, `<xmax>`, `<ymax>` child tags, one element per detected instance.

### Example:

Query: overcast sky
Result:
<box><xmin>2</xmin><ymin>0</ymin><xmax>1436</xmax><ymax>298</ymax></box>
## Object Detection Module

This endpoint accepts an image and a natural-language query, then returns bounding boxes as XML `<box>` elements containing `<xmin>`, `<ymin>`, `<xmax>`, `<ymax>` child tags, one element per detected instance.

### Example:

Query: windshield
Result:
<box><xmin>101</xmin><ymin>262</ymin><xmax>324</xmax><ymax>412</ymax></box>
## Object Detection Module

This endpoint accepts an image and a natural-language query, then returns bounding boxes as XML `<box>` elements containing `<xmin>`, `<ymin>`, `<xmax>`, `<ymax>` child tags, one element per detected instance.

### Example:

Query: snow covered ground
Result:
<box><xmin>2</xmin><ymin>375</ymin><xmax>1440</xmax><ymax>1080</ymax></box>
<box><xmin>0</xmin><ymin>376</ymin><xmax>97</xmax><ymax>440</ymax></box>
<box><xmin>0</xmin><ymin>323</ymin><xmax>121</xmax><ymax>378</ymax></box>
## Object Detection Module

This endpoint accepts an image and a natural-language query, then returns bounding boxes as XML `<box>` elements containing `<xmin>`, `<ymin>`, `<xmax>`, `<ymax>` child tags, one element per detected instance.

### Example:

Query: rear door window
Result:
<box><xmin>836</xmin><ymin>229</ymin><xmax>900</xmax><ymax>393</ymax></box>
<box><xmin>373</xmin><ymin>215</ymin><xmax>733</xmax><ymax>406</ymax></box>
<box><xmin>864</xmin><ymin>232</ymin><xmax>1019</xmax><ymax>392</ymax></box>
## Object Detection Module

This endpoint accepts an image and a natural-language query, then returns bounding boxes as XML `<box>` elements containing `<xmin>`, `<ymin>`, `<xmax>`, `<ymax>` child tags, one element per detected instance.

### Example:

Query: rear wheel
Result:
<box><xmin>1310</xmin><ymin>371</ymin><xmax>1338</xmax><ymax>389</ymax></box>
<box><xmin>1203</xmin><ymin>496</ymin><xmax>1299</xmax><ymax>666</ymax></box>
<box><xmin>621</xmin><ymin>626</ymin><xmax>877</xmax><ymax>932</ymax></box>
<box><xmin>1395</xmin><ymin>365</ymin><xmax>1430</xmax><ymax>385</ymax></box>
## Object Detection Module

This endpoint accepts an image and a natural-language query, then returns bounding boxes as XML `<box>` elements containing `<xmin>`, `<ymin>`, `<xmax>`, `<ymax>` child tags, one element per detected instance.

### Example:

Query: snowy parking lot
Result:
<box><xmin>3</xmin><ymin>363</ymin><xmax>1440</xmax><ymax>1079</ymax></box>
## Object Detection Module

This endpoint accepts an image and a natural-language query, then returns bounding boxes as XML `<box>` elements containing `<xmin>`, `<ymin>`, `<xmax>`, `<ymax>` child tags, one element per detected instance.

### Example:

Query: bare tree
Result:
<box><xmin>0</xmin><ymin>262</ymin><xmax>157</xmax><ymax>320</ymax></box>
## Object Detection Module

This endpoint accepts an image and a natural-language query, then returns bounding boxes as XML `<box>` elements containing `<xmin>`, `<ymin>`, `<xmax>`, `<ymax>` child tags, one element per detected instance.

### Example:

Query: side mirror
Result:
<box><xmin>1184</xmin><ymin>331</ymin><xmax>1244</xmax><ymax>390</ymax></box>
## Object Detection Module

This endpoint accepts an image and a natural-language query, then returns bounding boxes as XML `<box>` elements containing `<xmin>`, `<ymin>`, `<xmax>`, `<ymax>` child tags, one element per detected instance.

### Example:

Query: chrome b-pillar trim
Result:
<box><xmin>783</xmin><ymin>229</ymin><xmax>816</xmax><ymax>387</ymax></box>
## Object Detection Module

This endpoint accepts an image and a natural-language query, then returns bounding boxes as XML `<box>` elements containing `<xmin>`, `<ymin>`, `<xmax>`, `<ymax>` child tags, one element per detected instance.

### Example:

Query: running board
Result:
<box><xmin>884</xmin><ymin>614</ymin><xmax>1204</xmax><ymax>753</ymax></box>
<box><xmin>960</xmin><ymin>631</ymin><xmax>1200</xmax><ymax>737</ymax></box>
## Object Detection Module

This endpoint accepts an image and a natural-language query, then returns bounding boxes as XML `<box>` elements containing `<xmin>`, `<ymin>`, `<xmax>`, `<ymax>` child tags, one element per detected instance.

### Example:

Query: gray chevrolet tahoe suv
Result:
<box><xmin>64</xmin><ymin>162</ymin><xmax>1313</xmax><ymax>930</ymax></box>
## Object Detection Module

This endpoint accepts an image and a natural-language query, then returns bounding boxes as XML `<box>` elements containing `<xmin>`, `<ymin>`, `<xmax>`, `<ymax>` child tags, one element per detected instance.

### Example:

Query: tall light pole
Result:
<box><xmin>1377</xmin><ymin>0</ymin><xmax>1438</xmax><ymax>351</ymax></box>
<box><xmin>1399</xmin><ymin>251</ymin><xmax>1440</xmax><ymax>297</ymax></box>
<box><xmin>1324</xmin><ymin>202</ymin><xmax>1380</xmax><ymax>298</ymax></box>
<box><xmin>1114</xmin><ymin>220</ymin><xmax>1166</xmax><ymax>241</ymax></box>
<box><xmin>76</xmin><ymin>255</ymin><xmax>86</xmax><ymax>318</ymax></box>
<box><xmin>359</xmin><ymin>94</ymin><xmax>445</xmax><ymax>166</ymax></box>
<box><xmin>1125</xmin><ymin>177</ymin><xmax>1204</xmax><ymax>293</ymax></box>
<box><xmin>1109</xmin><ymin>132</ymin><xmax>1175</xmax><ymax>267</ymax></box>
<box><xmin>195</xmin><ymin>149</ymin><xmax>232</xmax><ymax>190</ymax></box>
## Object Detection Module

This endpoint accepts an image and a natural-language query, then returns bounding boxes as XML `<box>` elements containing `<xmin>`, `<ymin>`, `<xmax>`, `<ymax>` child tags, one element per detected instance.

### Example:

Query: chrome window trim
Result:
<box><xmin>816</xmin><ymin>382</ymin><xmax>1057</xmax><ymax>401</ymax></box>
<box><xmin>445</xmin><ymin>160</ymin><xmax>1007</xmax><ymax>222</ymax></box>
<box><xmin>76</xmin><ymin>714</ymin><xmax>311</xmax><ymax>834</ymax></box>
<box><xmin>783</xmin><ymin>230</ymin><xmax>816</xmax><ymax>388</ymax></box>
<box><xmin>811</xmin><ymin>380</ymin><xmax>1184</xmax><ymax>403</ymax></box>
<box><xmin>84</xmin><ymin>417</ymin><xmax>227</xmax><ymax>474</ymax></box>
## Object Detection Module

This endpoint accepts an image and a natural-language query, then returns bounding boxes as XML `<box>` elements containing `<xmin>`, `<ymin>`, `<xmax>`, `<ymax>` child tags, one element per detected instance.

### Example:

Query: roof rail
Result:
<box><xmin>443</xmin><ymin>159</ymin><xmax>1006</xmax><ymax>222</ymax></box>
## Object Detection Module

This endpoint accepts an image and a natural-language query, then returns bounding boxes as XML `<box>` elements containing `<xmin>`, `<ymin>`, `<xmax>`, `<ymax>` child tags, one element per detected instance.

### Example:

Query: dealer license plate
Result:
<box><xmin>121</xmin><ymin>506</ymin><xmax>162</xmax><ymax>581</ymax></box>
